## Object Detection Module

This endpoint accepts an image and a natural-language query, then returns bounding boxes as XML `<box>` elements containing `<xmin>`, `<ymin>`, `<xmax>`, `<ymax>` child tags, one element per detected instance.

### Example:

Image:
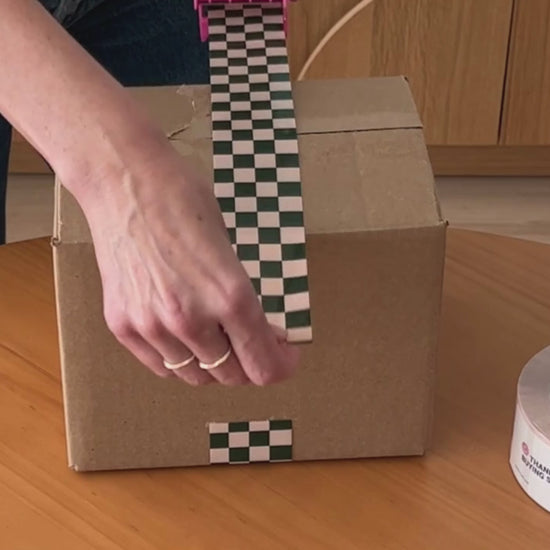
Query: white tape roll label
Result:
<box><xmin>510</xmin><ymin>400</ymin><xmax>550</xmax><ymax>512</ymax></box>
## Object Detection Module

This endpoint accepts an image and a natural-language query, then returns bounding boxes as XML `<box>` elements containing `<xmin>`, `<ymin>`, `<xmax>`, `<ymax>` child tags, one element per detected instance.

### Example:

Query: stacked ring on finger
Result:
<box><xmin>163</xmin><ymin>354</ymin><xmax>196</xmax><ymax>371</ymax></box>
<box><xmin>198</xmin><ymin>346</ymin><xmax>232</xmax><ymax>371</ymax></box>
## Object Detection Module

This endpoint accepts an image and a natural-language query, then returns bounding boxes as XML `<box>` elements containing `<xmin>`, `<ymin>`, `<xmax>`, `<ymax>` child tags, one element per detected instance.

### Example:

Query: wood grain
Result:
<box><xmin>297</xmin><ymin>1</ymin><xmax>375</xmax><ymax>80</ymax></box>
<box><xmin>5</xmin><ymin>1</ymin><xmax>522</xmax><ymax>174</ymax></box>
<box><xmin>299</xmin><ymin>0</ymin><xmax>514</xmax><ymax>146</ymax></box>
<box><xmin>2</xmin><ymin>231</ymin><xmax>550</xmax><ymax>548</ymax></box>
<box><xmin>287</xmin><ymin>0</ymin><xmax>363</xmax><ymax>79</ymax></box>
<box><xmin>374</xmin><ymin>0</ymin><xmax>513</xmax><ymax>145</ymax></box>
<box><xmin>428</xmin><ymin>145</ymin><xmax>550</xmax><ymax>176</ymax></box>
<box><xmin>501</xmin><ymin>0</ymin><xmax>550</xmax><ymax>145</ymax></box>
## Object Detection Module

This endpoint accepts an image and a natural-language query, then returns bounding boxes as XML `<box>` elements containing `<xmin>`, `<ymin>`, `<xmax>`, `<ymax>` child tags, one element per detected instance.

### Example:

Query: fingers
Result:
<box><xmin>105</xmin><ymin>278</ymin><xmax>298</xmax><ymax>386</ymax></box>
<box><xmin>234</xmin><ymin>317</ymin><xmax>300</xmax><ymax>386</ymax></box>
<box><xmin>139</xmin><ymin>325</ymin><xmax>215</xmax><ymax>386</ymax></box>
<box><xmin>157</xmin><ymin>285</ymin><xmax>293</xmax><ymax>386</ymax></box>
<box><xmin>105</xmin><ymin>310</ymin><xmax>212</xmax><ymax>384</ymax></box>
<box><xmin>168</xmin><ymin>320</ymin><xmax>250</xmax><ymax>386</ymax></box>
<box><xmin>271</xmin><ymin>324</ymin><xmax>290</xmax><ymax>343</ymax></box>
<box><xmin>218</xmin><ymin>281</ymin><xmax>301</xmax><ymax>386</ymax></box>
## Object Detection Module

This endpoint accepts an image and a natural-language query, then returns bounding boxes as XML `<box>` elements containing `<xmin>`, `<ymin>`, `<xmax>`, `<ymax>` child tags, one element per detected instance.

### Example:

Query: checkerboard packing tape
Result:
<box><xmin>206</xmin><ymin>2</ymin><xmax>312</xmax><ymax>344</ymax></box>
<box><xmin>208</xmin><ymin>419</ymin><xmax>293</xmax><ymax>465</ymax></box>
<box><xmin>510</xmin><ymin>345</ymin><xmax>550</xmax><ymax>512</ymax></box>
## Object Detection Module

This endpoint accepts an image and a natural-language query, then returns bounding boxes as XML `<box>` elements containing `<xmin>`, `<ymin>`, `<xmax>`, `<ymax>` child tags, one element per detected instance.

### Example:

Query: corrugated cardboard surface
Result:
<box><xmin>53</xmin><ymin>77</ymin><xmax>446</xmax><ymax>471</ymax></box>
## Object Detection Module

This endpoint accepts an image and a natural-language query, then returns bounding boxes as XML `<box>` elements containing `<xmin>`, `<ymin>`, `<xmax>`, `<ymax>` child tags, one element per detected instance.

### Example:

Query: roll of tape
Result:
<box><xmin>510</xmin><ymin>346</ymin><xmax>550</xmax><ymax>512</ymax></box>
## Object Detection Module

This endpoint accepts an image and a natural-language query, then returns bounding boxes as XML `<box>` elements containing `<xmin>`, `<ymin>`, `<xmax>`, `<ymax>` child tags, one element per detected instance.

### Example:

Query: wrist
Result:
<box><xmin>57</xmin><ymin>110</ymin><xmax>170</xmax><ymax>214</ymax></box>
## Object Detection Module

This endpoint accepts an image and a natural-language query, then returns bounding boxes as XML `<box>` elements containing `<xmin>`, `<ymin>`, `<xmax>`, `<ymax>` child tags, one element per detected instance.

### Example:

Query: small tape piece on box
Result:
<box><xmin>209</xmin><ymin>420</ymin><xmax>293</xmax><ymax>465</ymax></box>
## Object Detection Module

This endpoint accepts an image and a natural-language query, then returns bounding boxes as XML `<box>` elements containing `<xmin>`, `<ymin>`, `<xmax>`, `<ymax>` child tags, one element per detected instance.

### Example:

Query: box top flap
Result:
<box><xmin>54</xmin><ymin>77</ymin><xmax>440</xmax><ymax>244</ymax></box>
<box><xmin>293</xmin><ymin>77</ymin><xmax>422</xmax><ymax>134</ymax></box>
<box><xmin>121</xmin><ymin>76</ymin><xmax>423</xmax><ymax>136</ymax></box>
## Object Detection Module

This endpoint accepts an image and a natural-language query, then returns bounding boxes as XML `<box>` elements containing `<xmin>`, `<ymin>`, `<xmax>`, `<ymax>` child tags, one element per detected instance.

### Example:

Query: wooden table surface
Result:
<box><xmin>1</xmin><ymin>229</ymin><xmax>550</xmax><ymax>549</ymax></box>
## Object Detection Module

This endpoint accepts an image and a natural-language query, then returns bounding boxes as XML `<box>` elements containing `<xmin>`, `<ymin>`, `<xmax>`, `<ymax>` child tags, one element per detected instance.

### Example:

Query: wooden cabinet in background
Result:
<box><xmin>372</xmin><ymin>0</ymin><xmax>512</xmax><ymax>146</ymax></box>
<box><xmin>8</xmin><ymin>0</ymin><xmax>550</xmax><ymax>176</ymax></box>
<box><xmin>289</xmin><ymin>0</ymin><xmax>550</xmax><ymax>175</ymax></box>
<box><xmin>295</xmin><ymin>0</ymin><xmax>514</xmax><ymax>146</ymax></box>
<box><xmin>501</xmin><ymin>0</ymin><xmax>550</xmax><ymax>146</ymax></box>
<box><xmin>288</xmin><ymin>0</ymin><xmax>363</xmax><ymax>79</ymax></box>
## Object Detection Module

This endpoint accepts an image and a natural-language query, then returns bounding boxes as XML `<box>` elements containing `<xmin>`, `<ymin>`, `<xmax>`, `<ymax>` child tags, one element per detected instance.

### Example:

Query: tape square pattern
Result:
<box><xmin>208</xmin><ymin>3</ymin><xmax>312</xmax><ymax>343</ymax></box>
<box><xmin>209</xmin><ymin>419</ymin><xmax>293</xmax><ymax>464</ymax></box>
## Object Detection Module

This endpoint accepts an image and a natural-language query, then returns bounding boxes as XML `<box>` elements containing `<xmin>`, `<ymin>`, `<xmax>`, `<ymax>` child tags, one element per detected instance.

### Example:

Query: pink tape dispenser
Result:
<box><xmin>194</xmin><ymin>0</ymin><xmax>295</xmax><ymax>42</ymax></box>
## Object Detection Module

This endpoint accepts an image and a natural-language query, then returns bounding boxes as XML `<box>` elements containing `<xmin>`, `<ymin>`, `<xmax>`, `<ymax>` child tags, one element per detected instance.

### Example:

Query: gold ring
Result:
<box><xmin>198</xmin><ymin>346</ymin><xmax>232</xmax><ymax>371</ymax></box>
<box><xmin>163</xmin><ymin>354</ymin><xmax>196</xmax><ymax>370</ymax></box>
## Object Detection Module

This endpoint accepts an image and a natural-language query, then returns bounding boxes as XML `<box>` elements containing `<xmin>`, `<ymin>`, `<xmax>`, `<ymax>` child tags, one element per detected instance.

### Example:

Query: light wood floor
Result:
<box><xmin>6</xmin><ymin>174</ymin><xmax>550</xmax><ymax>244</ymax></box>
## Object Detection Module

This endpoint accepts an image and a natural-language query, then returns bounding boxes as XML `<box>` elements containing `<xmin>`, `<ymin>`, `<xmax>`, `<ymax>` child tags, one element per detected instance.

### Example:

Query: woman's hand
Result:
<box><xmin>0</xmin><ymin>0</ymin><xmax>300</xmax><ymax>385</ymax></box>
<box><xmin>79</xmin><ymin>141</ymin><xmax>300</xmax><ymax>385</ymax></box>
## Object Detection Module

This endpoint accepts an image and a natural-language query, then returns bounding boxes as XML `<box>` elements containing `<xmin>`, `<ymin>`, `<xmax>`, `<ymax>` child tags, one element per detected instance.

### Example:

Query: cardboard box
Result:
<box><xmin>53</xmin><ymin>77</ymin><xmax>446</xmax><ymax>471</ymax></box>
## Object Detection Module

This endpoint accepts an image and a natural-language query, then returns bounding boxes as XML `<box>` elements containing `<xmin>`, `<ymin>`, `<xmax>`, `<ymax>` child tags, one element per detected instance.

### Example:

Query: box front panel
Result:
<box><xmin>56</xmin><ymin>225</ymin><xmax>443</xmax><ymax>471</ymax></box>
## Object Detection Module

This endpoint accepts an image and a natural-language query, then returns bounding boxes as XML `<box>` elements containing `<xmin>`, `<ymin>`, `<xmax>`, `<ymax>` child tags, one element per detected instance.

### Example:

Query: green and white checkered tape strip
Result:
<box><xmin>207</xmin><ymin>2</ymin><xmax>312</xmax><ymax>343</ymax></box>
<box><xmin>209</xmin><ymin>419</ymin><xmax>293</xmax><ymax>464</ymax></box>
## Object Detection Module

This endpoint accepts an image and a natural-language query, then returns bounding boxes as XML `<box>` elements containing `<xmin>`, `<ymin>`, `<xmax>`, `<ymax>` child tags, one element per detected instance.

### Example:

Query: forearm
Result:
<box><xmin>0</xmin><ymin>0</ymin><xmax>165</xmax><ymax>205</ymax></box>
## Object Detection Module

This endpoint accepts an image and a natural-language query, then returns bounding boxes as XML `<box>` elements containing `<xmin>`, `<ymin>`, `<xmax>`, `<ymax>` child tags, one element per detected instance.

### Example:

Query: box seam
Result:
<box><xmin>298</xmin><ymin>125</ymin><xmax>423</xmax><ymax>137</ymax></box>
